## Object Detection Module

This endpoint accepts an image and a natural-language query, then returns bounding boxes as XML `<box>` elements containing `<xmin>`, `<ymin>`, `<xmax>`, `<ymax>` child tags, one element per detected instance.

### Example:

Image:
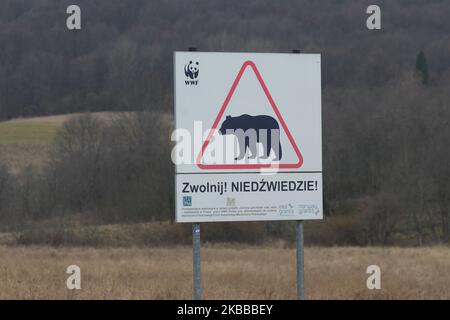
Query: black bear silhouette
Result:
<box><xmin>184</xmin><ymin>61</ymin><xmax>199</xmax><ymax>79</ymax></box>
<box><xmin>219</xmin><ymin>114</ymin><xmax>282</xmax><ymax>160</ymax></box>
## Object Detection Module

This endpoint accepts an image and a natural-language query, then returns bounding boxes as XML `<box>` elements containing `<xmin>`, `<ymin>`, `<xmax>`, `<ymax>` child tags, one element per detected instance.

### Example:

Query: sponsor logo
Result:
<box><xmin>184</xmin><ymin>61</ymin><xmax>199</xmax><ymax>85</ymax></box>
<box><xmin>298</xmin><ymin>204</ymin><xmax>319</xmax><ymax>215</ymax></box>
<box><xmin>279</xmin><ymin>203</ymin><xmax>295</xmax><ymax>216</ymax></box>
<box><xmin>183</xmin><ymin>196</ymin><xmax>192</xmax><ymax>206</ymax></box>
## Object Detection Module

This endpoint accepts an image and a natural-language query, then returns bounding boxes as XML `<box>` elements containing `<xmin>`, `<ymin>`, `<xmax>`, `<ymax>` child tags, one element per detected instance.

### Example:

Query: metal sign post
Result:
<box><xmin>292</xmin><ymin>49</ymin><xmax>305</xmax><ymax>300</ymax></box>
<box><xmin>188</xmin><ymin>47</ymin><xmax>202</xmax><ymax>300</ymax></box>
<box><xmin>296</xmin><ymin>220</ymin><xmax>305</xmax><ymax>300</ymax></box>
<box><xmin>192</xmin><ymin>222</ymin><xmax>201</xmax><ymax>300</ymax></box>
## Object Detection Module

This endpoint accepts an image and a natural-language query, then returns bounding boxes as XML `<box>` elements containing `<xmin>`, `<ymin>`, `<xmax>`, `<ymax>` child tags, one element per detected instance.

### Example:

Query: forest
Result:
<box><xmin>0</xmin><ymin>0</ymin><xmax>449</xmax><ymax>245</ymax></box>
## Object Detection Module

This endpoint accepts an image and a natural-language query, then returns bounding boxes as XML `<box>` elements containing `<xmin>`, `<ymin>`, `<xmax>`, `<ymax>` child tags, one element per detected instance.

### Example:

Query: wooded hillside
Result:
<box><xmin>0</xmin><ymin>0</ymin><xmax>449</xmax><ymax>245</ymax></box>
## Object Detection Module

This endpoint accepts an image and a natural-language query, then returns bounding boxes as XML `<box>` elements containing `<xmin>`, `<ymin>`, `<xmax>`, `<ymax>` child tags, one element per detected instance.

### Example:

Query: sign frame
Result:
<box><xmin>174</xmin><ymin>50</ymin><xmax>323</xmax><ymax>224</ymax></box>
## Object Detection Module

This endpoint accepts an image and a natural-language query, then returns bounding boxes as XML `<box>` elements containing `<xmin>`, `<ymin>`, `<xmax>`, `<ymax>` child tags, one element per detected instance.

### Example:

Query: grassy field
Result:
<box><xmin>0</xmin><ymin>115</ymin><xmax>62</xmax><ymax>171</ymax></box>
<box><xmin>0</xmin><ymin>112</ymin><xmax>122</xmax><ymax>172</ymax></box>
<box><xmin>0</xmin><ymin>112</ymin><xmax>134</xmax><ymax>145</ymax></box>
<box><xmin>0</xmin><ymin>114</ymin><xmax>80</xmax><ymax>145</ymax></box>
<box><xmin>0</xmin><ymin>245</ymin><xmax>448</xmax><ymax>299</ymax></box>
<box><xmin>0</xmin><ymin>120</ymin><xmax>61</xmax><ymax>145</ymax></box>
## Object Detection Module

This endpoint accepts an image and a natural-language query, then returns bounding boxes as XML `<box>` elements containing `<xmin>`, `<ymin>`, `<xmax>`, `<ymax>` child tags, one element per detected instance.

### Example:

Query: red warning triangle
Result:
<box><xmin>196</xmin><ymin>60</ymin><xmax>303</xmax><ymax>169</ymax></box>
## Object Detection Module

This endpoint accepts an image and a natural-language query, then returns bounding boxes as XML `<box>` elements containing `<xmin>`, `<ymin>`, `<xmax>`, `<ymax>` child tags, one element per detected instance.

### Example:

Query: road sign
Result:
<box><xmin>197</xmin><ymin>60</ymin><xmax>303</xmax><ymax>170</ymax></box>
<box><xmin>174</xmin><ymin>52</ymin><xmax>322</xmax><ymax>223</ymax></box>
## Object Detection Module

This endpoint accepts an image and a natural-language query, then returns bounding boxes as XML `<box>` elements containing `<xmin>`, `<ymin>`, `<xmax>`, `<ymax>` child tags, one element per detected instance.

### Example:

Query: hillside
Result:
<box><xmin>0</xmin><ymin>1</ymin><xmax>449</xmax><ymax>246</ymax></box>
<box><xmin>1</xmin><ymin>1</ymin><xmax>450</xmax><ymax>119</ymax></box>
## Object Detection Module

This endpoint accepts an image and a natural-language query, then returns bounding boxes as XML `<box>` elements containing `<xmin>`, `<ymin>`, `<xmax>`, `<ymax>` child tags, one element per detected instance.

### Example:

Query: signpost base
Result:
<box><xmin>296</xmin><ymin>220</ymin><xmax>305</xmax><ymax>300</ymax></box>
<box><xmin>292</xmin><ymin>49</ymin><xmax>305</xmax><ymax>301</ymax></box>
<box><xmin>193</xmin><ymin>223</ymin><xmax>201</xmax><ymax>300</ymax></box>
<box><xmin>188</xmin><ymin>46</ymin><xmax>202</xmax><ymax>301</ymax></box>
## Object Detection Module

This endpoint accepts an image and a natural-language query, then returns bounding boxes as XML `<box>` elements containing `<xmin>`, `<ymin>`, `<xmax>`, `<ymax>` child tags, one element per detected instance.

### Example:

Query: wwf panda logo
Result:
<box><xmin>184</xmin><ymin>61</ymin><xmax>199</xmax><ymax>79</ymax></box>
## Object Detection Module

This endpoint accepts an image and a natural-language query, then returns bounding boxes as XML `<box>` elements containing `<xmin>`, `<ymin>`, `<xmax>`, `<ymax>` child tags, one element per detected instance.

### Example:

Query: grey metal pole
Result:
<box><xmin>192</xmin><ymin>222</ymin><xmax>201</xmax><ymax>300</ymax></box>
<box><xmin>292</xmin><ymin>49</ymin><xmax>305</xmax><ymax>300</ymax></box>
<box><xmin>188</xmin><ymin>46</ymin><xmax>201</xmax><ymax>300</ymax></box>
<box><xmin>296</xmin><ymin>220</ymin><xmax>305</xmax><ymax>300</ymax></box>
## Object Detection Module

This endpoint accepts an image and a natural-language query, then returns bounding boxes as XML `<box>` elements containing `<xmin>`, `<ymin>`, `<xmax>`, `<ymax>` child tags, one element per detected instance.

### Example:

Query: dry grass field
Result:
<box><xmin>0</xmin><ymin>245</ymin><xmax>448</xmax><ymax>299</ymax></box>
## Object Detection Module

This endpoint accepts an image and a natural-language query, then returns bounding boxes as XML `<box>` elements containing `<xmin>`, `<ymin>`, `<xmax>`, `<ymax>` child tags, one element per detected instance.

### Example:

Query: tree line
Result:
<box><xmin>1</xmin><ymin>0</ymin><xmax>450</xmax><ymax>119</ymax></box>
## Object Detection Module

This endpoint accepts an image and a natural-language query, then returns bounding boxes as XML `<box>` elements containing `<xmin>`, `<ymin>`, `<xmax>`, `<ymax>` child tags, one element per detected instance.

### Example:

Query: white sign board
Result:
<box><xmin>174</xmin><ymin>52</ymin><xmax>322</xmax><ymax>222</ymax></box>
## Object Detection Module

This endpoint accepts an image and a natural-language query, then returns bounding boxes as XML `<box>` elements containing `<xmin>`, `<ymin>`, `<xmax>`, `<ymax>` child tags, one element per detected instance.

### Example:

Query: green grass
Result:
<box><xmin>0</xmin><ymin>113</ymin><xmax>118</xmax><ymax>171</ymax></box>
<box><xmin>0</xmin><ymin>121</ymin><xmax>61</xmax><ymax>144</ymax></box>
<box><xmin>0</xmin><ymin>112</ymin><xmax>122</xmax><ymax>145</ymax></box>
